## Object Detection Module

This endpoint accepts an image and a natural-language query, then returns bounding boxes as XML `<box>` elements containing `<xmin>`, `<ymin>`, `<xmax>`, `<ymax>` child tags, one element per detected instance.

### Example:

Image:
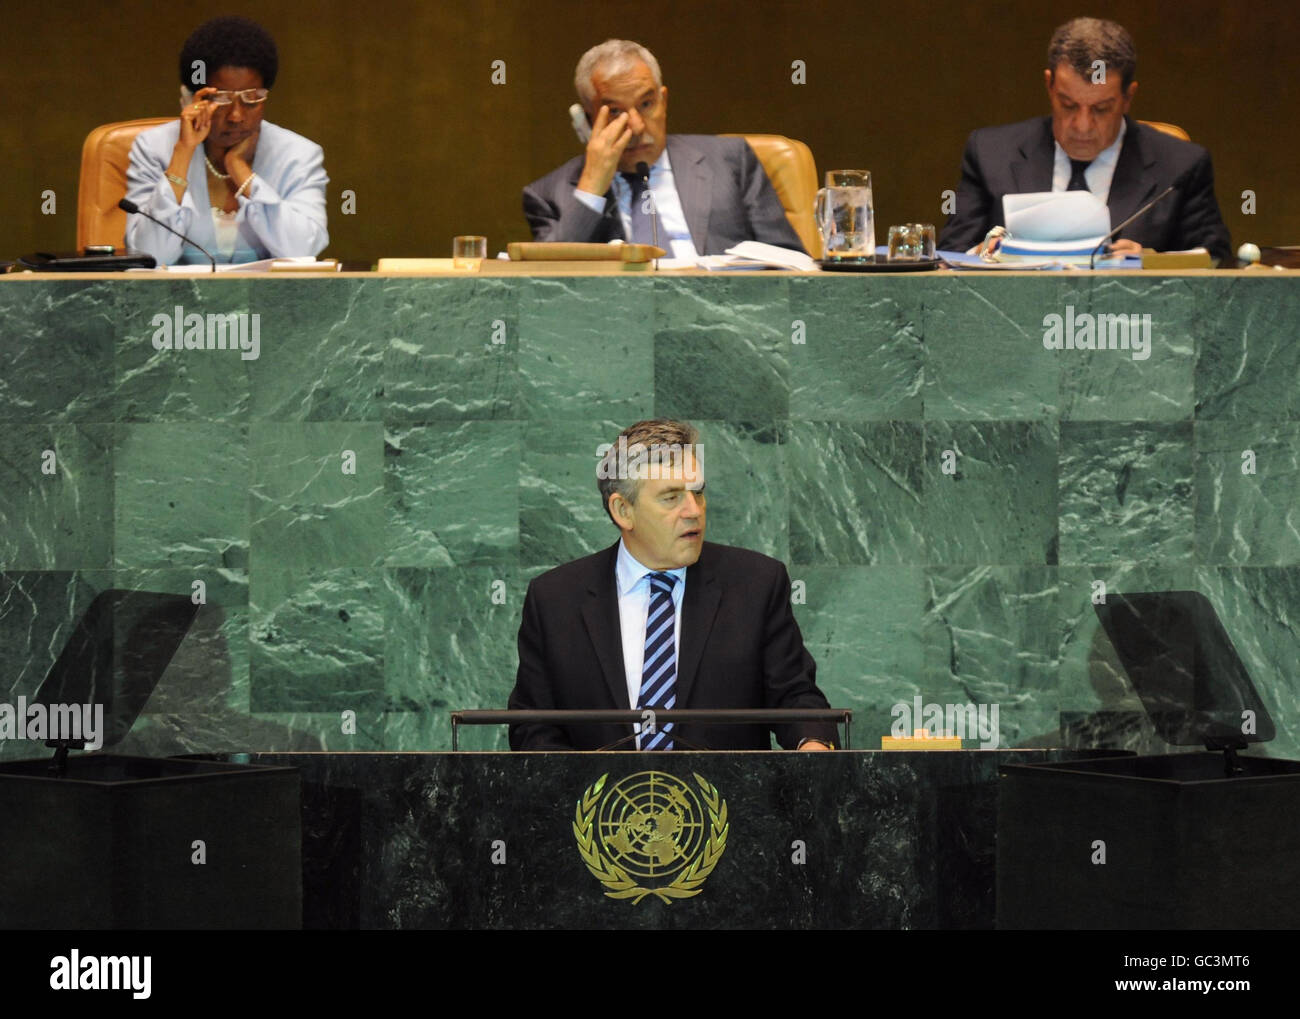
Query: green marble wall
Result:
<box><xmin>1</xmin><ymin>275</ymin><xmax>1297</xmax><ymax>758</ymax></box>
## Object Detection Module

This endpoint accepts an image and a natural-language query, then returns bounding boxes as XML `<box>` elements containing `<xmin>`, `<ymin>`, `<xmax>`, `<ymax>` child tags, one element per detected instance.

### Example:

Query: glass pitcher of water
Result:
<box><xmin>815</xmin><ymin>170</ymin><xmax>875</xmax><ymax>260</ymax></box>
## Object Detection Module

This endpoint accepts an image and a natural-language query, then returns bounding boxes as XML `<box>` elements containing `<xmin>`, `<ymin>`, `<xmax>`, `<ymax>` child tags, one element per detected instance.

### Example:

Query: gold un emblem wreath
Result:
<box><xmin>573</xmin><ymin>771</ymin><xmax>729</xmax><ymax>904</ymax></box>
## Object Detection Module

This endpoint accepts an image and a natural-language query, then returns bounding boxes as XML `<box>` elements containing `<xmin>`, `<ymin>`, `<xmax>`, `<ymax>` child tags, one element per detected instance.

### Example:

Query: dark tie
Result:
<box><xmin>1067</xmin><ymin>158</ymin><xmax>1092</xmax><ymax>192</ymax></box>
<box><xmin>620</xmin><ymin>171</ymin><xmax>656</xmax><ymax>244</ymax></box>
<box><xmin>637</xmin><ymin>572</ymin><xmax>678</xmax><ymax>750</ymax></box>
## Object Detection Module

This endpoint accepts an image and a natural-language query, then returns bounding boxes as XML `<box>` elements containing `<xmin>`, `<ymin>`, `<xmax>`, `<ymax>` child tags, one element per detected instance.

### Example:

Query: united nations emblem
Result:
<box><xmin>573</xmin><ymin>771</ymin><xmax>728</xmax><ymax>904</ymax></box>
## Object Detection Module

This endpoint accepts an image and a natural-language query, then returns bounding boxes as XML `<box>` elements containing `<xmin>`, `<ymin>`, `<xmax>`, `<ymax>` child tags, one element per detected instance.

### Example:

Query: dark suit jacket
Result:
<box><xmin>508</xmin><ymin>540</ymin><xmax>837</xmax><ymax>751</ymax></box>
<box><xmin>521</xmin><ymin>135</ymin><xmax>807</xmax><ymax>255</ymax></box>
<box><xmin>937</xmin><ymin>116</ymin><xmax>1231</xmax><ymax>264</ymax></box>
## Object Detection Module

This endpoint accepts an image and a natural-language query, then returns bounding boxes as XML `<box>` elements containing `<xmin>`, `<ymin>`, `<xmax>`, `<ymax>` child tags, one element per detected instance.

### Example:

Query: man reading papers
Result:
<box><xmin>937</xmin><ymin>17</ymin><xmax>1231</xmax><ymax>263</ymax></box>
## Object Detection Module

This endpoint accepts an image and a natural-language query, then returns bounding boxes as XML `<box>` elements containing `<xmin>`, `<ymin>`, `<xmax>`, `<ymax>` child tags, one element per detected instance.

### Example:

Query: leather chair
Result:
<box><xmin>724</xmin><ymin>133</ymin><xmax>820</xmax><ymax>257</ymax></box>
<box><xmin>77</xmin><ymin>117</ymin><xmax>173</xmax><ymax>250</ymax></box>
<box><xmin>1139</xmin><ymin>120</ymin><xmax>1190</xmax><ymax>141</ymax></box>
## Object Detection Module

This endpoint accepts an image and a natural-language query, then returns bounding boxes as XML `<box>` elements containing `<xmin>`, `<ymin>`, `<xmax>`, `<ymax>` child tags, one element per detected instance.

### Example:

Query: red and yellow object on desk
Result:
<box><xmin>881</xmin><ymin>728</ymin><xmax>963</xmax><ymax>750</ymax></box>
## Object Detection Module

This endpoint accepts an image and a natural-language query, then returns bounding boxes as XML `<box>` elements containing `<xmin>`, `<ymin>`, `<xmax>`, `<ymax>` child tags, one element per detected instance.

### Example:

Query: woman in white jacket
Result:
<box><xmin>125</xmin><ymin>15</ymin><xmax>328</xmax><ymax>265</ymax></box>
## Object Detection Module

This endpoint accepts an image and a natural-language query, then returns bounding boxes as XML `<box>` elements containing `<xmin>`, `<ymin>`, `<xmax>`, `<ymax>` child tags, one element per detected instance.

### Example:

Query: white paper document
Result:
<box><xmin>1003</xmin><ymin>191</ymin><xmax>1110</xmax><ymax>242</ymax></box>
<box><xmin>698</xmin><ymin>241</ymin><xmax>819</xmax><ymax>272</ymax></box>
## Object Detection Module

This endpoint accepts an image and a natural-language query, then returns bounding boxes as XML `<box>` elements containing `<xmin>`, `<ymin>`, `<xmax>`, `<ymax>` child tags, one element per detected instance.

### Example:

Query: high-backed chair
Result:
<box><xmin>723</xmin><ymin>133</ymin><xmax>820</xmax><ymax>258</ymax></box>
<box><xmin>1139</xmin><ymin>120</ymin><xmax>1190</xmax><ymax>141</ymax></box>
<box><xmin>77</xmin><ymin>117</ymin><xmax>174</xmax><ymax>250</ymax></box>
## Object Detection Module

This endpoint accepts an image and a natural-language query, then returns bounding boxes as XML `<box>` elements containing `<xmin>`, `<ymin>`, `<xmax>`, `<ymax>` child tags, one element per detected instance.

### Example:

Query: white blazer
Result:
<box><xmin>125</xmin><ymin>119</ymin><xmax>328</xmax><ymax>264</ymax></box>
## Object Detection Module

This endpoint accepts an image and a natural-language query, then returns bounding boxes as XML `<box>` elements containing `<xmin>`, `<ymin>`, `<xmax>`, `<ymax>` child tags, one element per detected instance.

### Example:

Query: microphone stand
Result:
<box><xmin>117</xmin><ymin>197</ymin><xmax>217</xmax><ymax>272</ymax></box>
<box><xmin>1088</xmin><ymin>183</ymin><xmax>1178</xmax><ymax>270</ymax></box>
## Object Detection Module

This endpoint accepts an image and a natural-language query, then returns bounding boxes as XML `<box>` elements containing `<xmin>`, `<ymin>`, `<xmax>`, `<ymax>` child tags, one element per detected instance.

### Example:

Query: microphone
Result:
<box><xmin>117</xmin><ymin>197</ymin><xmax>216</xmax><ymax>273</ymax></box>
<box><xmin>635</xmin><ymin>160</ymin><xmax>659</xmax><ymax>266</ymax></box>
<box><xmin>1088</xmin><ymin>166</ymin><xmax>1194</xmax><ymax>270</ymax></box>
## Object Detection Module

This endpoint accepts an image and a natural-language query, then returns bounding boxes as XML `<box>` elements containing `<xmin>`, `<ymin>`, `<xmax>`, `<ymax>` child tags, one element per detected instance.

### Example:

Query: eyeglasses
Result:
<box><xmin>206</xmin><ymin>89</ymin><xmax>269</xmax><ymax>106</ymax></box>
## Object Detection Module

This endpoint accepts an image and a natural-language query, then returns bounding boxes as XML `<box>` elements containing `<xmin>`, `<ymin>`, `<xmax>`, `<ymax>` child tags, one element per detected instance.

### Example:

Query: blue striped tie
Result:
<box><xmin>621</xmin><ymin>171</ymin><xmax>656</xmax><ymax>245</ymax></box>
<box><xmin>638</xmin><ymin>571</ymin><xmax>678</xmax><ymax>750</ymax></box>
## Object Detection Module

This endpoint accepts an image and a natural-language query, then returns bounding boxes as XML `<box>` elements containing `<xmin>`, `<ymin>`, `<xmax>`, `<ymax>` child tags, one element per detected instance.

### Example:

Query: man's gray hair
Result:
<box><xmin>1047</xmin><ymin>17</ymin><xmax>1137</xmax><ymax>91</ymax></box>
<box><xmin>575</xmin><ymin>39</ymin><xmax>663</xmax><ymax>109</ymax></box>
<box><xmin>597</xmin><ymin>419</ymin><xmax>700</xmax><ymax>525</ymax></box>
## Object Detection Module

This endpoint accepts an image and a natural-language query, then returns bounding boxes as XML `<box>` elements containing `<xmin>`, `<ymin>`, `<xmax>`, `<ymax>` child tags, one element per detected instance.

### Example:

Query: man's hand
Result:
<box><xmin>975</xmin><ymin>233</ymin><xmax>1143</xmax><ymax>259</ymax></box>
<box><xmin>576</xmin><ymin>105</ymin><xmax>632</xmax><ymax>197</ymax></box>
<box><xmin>973</xmin><ymin>225</ymin><xmax>1007</xmax><ymax>258</ymax></box>
<box><xmin>798</xmin><ymin>740</ymin><xmax>833</xmax><ymax>752</ymax></box>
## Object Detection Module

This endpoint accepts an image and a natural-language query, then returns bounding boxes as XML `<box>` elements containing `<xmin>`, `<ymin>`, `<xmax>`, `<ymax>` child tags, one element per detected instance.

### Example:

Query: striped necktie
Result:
<box><xmin>620</xmin><ymin>171</ymin><xmax>656</xmax><ymax>245</ymax></box>
<box><xmin>637</xmin><ymin>571</ymin><xmax>678</xmax><ymax>750</ymax></box>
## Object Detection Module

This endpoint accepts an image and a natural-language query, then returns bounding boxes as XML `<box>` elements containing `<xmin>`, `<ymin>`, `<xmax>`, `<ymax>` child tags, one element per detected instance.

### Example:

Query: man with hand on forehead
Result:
<box><xmin>508</xmin><ymin>420</ymin><xmax>836</xmax><ymax>752</ymax></box>
<box><xmin>522</xmin><ymin>39</ymin><xmax>806</xmax><ymax>258</ymax></box>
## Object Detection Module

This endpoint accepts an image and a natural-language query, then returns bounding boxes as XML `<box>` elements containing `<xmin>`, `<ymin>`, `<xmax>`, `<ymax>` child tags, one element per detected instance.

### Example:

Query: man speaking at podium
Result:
<box><xmin>508</xmin><ymin>420</ymin><xmax>835</xmax><ymax>751</ymax></box>
<box><xmin>522</xmin><ymin>39</ymin><xmax>805</xmax><ymax>257</ymax></box>
<box><xmin>937</xmin><ymin>17</ymin><xmax>1231</xmax><ymax>263</ymax></box>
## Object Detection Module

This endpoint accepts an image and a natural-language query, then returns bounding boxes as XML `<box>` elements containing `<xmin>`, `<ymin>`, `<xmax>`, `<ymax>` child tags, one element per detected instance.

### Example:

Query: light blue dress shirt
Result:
<box><xmin>573</xmin><ymin>150</ymin><xmax>701</xmax><ymax>259</ymax></box>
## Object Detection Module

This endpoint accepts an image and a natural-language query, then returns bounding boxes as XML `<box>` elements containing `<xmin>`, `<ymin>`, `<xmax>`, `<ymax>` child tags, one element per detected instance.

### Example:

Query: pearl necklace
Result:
<box><xmin>204</xmin><ymin>154</ymin><xmax>230</xmax><ymax>181</ymax></box>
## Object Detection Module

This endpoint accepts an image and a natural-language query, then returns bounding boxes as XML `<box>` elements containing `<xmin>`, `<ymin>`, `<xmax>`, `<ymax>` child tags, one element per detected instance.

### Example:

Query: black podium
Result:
<box><xmin>998</xmin><ymin>590</ymin><xmax>1300</xmax><ymax>929</ymax></box>
<box><xmin>0</xmin><ymin>590</ymin><xmax>300</xmax><ymax>929</ymax></box>
<box><xmin>213</xmin><ymin>747</ymin><xmax>1116</xmax><ymax>930</ymax></box>
<box><xmin>0</xmin><ymin>754</ymin><xmax>300</xmax><ymax>929</ymax></box>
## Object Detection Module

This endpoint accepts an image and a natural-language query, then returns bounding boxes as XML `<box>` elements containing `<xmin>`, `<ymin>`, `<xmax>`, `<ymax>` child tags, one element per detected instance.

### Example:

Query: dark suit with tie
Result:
<box><xmin>522</xmin><ymin>135</ymin><xmax>806</xmax><ymax>255</ymax></box>
<box><xmin>938</xmin><ymin>115</ymin><xmax>1231</xmax><ymax>264</ymax></box>
<box><xmin>508</xmin><ymin>540</ymin><xmax>837</xmax><ymax>751</ymax></box>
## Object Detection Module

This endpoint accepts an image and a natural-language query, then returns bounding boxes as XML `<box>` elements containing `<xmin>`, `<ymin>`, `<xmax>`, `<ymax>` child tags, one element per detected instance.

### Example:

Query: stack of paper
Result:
<box><xmin>697</xmin><ymin>241</ymin><xmax>819</xmax><ymax>272</ymax></box>
<box><xmin>1000</xmin><ymin>192</ymin><xmax>1109</xmax><ymax>261</ymax></box>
